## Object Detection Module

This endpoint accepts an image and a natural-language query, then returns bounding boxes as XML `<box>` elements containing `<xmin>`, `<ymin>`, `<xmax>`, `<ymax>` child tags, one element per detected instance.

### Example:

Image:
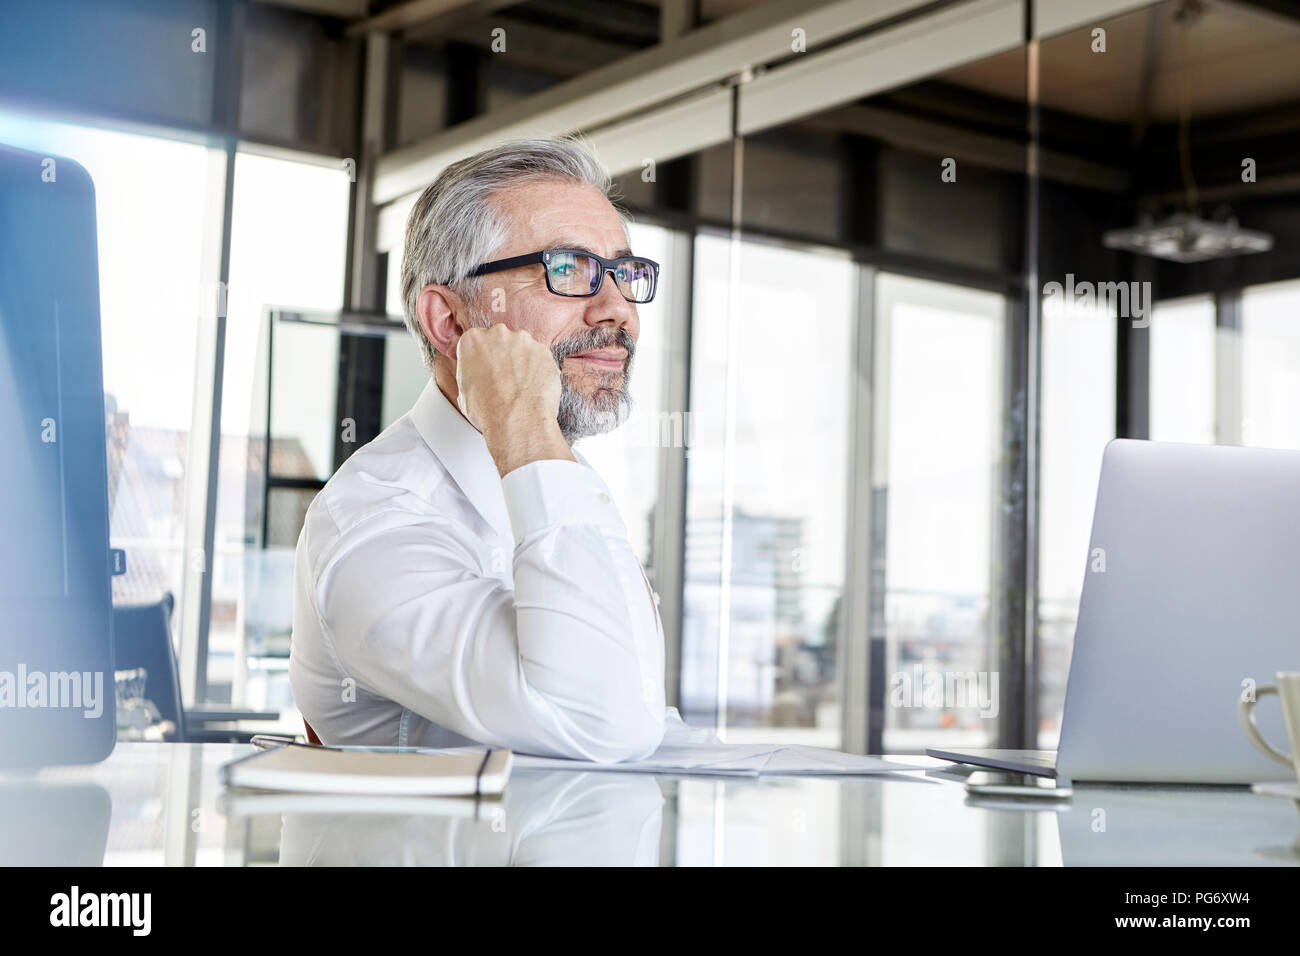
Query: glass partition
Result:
<box><xmin>1036</xmin><ymin>295</ymin><xmax>1114</xmax><ymax>747</ymax></box>
<box><xmin>682</xmin><ymin>232</ymin><xmax>855</xmax><ymax>745</ymax></box>
<box><xmin>212</xmin><ymin>150</ymin><xmax>350</xmax><ymax>709</ymax></box>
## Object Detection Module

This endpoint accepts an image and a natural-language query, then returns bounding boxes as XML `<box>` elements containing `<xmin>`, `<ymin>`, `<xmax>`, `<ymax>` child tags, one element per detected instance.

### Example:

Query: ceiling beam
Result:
<box><xmin>432</xmin><ymin>17</ymin><xmax>635</xmax><ymax>76</ymax></box>
<box><xmin>661</xmin><ymin>0</ymin><xmax>702</xmax><ymax>41</ymax></box>
<box><xmin>1034</xmin><ymin>0</ymin><xmax>1158</xmax><ymax>39</ymax></box>
<box><xmin>251</xmin><ymin>0</ymin><xmax>369</xmax><ymax>16</ymax></box>
<box><xmin>800</xmin><ymin>103</ymin><xmax>1131</xmax><ymax>192</ymax></box>
<box><xmin>737</xmin><ymin>0</ymin><xmax>1022</xmax><ymax>137</ymax></box>
<box><xmin>372</xmin><ymin>0</ymin><xmax>936</xmax><ymax>205</ymax></box>
<box><xmin>347</xmin><ymin>0</ymin><xmax>513</xmax><ymax>37</ymax></box>
<box><xmin>518</xmin><ymin>0</ymin><xmax>661</xmax><ymax>46</ymax></box>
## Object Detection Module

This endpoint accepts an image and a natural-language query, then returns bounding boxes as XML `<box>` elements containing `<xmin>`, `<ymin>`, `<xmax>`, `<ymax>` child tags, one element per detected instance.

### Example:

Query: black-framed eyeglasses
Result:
<box><xmin>454</xmin><ymin>248</ymin><xmax>660</xmax><ymax>303</ymax></box>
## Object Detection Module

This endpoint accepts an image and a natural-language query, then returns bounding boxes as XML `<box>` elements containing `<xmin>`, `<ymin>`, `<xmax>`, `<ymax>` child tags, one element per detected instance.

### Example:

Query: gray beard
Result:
<box><xmin>555</xmin><ymin>368</ymin><xmax>633</xmax><ymax>443</ymax></box>
<box><xmin>552</xmin><ymin>334</ymin><xmax>635</xmax><ymax>443</ymax></box>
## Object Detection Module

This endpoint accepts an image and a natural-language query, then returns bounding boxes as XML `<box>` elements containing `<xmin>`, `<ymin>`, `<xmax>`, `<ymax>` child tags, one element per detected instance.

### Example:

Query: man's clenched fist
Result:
<box><xmin>454</xmin><ymin>323</ymin><xmax>574</xmax><ymax>477</ymax></box>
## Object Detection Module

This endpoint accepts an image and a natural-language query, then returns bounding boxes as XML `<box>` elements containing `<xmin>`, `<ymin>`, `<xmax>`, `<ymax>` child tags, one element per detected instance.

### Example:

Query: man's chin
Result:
<box><xmin>557</xmin><ymin>389</ymin><xmax>632</xmax><ymax>442</ymax></box>
<box><xmin>561</xmin><ymin>372</ymin><xmax>624</xmax><ymax>405</ymax></box>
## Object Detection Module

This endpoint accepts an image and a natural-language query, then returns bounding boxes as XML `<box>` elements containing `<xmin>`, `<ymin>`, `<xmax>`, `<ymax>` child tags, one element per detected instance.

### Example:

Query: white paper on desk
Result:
<box><xmin>512</xmin><ymin>743</ymin><xmax>930</xmax><ymax>776</ymax></box>
<box><xmin>514</xmin><ymin>743</ymin><xmax>773</xmax><ymax>776</ymax></box>
<box><xmin>757</xmin><ymin>745</ymin><xmax>931</xmax><ymax>775</ymax></box>
<box><xmin>511</xmin><ymin>708</ymin><xmax>932</xmax><ymax>777</ymax></box>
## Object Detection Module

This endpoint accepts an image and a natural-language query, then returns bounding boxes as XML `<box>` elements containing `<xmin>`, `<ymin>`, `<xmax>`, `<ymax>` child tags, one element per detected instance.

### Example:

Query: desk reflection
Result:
<box><xmin>274</xmin><ymin>770</ymin><xmax>665</xmax><ymax>866</ymax></box>
<box><xmin>0</xmin><ymin>780</ymin><xmax>112</xmax><ymax>866</ymax></box>
<box><xmin>12</xmin><ymin>745</ymin><xmax>1300</xmax><ymax>866</ymax></box>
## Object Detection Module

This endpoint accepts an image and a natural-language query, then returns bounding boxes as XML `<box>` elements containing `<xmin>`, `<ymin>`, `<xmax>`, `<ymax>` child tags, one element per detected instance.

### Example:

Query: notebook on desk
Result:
<box><xmin>220</xmin><ymin>746</ymin><xmax>512</xmax><ymax>797</ymax></box>
<box><xmin>218</xmin><ymin>788</ymin><xmax>496</xmax><ymax>820</ymax></box>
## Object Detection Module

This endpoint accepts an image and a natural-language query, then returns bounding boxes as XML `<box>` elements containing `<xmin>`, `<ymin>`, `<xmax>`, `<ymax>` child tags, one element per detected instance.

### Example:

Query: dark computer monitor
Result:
<box><xmin>0</xmin><ymin>141</ymin><xmax>116</xmax><ymax>766</ymax></box>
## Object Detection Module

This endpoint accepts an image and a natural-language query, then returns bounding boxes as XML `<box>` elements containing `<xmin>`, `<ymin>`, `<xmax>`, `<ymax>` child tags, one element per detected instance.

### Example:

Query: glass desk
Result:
<box><xmin>4</xmin><ymin>743</ymin><xmax>1298</xmax><ymax>866</ymax></box>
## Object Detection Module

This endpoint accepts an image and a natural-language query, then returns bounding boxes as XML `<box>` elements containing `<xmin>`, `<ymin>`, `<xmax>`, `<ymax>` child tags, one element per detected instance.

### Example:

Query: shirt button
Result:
<box><xmin>597</xmin><ymin>492</ymin><xmax>611</xmax><ymax>505</ymax></box>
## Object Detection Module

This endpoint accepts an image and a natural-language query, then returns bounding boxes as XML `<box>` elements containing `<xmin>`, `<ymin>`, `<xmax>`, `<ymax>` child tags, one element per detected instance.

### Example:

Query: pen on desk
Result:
<box><xmin>249</xmin><ymin>734</ymin><xmax>445</xmax><ymax>754</ymax></box>
<box><xmin>250</xmin><ymin>734</ymin><xmax>340</xmax><ymax>752</ymax></box>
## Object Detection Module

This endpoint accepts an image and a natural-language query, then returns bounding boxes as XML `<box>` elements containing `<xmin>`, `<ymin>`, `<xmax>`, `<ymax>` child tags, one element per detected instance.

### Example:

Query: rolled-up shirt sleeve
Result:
<box><xmin>314</xmin><ymin>458</ymin><xmax>666</xmax><ymax>763</ymax></box>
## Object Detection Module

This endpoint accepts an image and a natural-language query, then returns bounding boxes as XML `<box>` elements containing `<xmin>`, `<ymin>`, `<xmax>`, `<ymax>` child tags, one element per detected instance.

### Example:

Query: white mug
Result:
<box><xmin>1239</xmin><ymin>672</ymin><xmax>1300</xmax><ymax>784</ymax></box>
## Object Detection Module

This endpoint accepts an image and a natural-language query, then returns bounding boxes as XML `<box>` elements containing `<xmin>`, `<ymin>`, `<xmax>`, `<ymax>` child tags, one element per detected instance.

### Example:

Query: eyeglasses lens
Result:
<box><xmin>546</xmin><ymin>252</ymin><xmax>655</xmax><ymax>302</ymax></box>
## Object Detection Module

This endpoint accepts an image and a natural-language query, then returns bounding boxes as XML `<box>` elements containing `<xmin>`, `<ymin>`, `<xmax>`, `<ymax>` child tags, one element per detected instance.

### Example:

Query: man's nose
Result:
<box><xmin>586</xmin><ymin>269</ymin><xmax>638</xmax><ymax>327</ymax></box>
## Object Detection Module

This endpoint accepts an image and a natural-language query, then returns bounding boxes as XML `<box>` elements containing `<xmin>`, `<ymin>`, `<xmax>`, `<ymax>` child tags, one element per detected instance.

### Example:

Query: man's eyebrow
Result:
<box><xmin>547</xmin><ymin>239</ymin><xmax>635</xmax><ymax>259</ymax></box>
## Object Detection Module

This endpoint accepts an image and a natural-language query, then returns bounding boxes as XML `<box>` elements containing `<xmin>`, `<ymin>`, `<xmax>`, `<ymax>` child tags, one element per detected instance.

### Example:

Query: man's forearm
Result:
<box><xmin>501</xmin><ymin>458</ymin><xmax>667</xmax><ymax>761</ymax></box>
<box><xmin>483</xmin><ymin>413</ymin><xmax>575</xmax><ymax>478</ymax></box>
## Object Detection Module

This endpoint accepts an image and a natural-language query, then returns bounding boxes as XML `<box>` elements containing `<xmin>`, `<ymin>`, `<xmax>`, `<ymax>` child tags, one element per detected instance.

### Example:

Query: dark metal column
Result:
<box><xmin>1117</xmin><ymin>258</ymin><xmax>1154</xmax><ymax>439</ymax></box>
<box><xmin>1214</xmin><ymin>289</ymin><xmax>1243</xmax><ymax>445</ymax></box>
<box><xmin>336</xmin><ymin>31</ymin><xmax>397</xmax><ymax>470</ymax></box>
<box><xmin>994</xmin><ymin>4</ymin><xmax>1040</xmax><ymax>749</ymax></box>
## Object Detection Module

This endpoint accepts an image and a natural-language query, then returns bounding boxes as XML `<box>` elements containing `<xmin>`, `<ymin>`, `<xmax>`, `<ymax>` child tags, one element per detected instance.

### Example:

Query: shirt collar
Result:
<box><xmin>409</xmin><ymin>379</ymin><xmax>590</xmax><ymax>540</ymax></box>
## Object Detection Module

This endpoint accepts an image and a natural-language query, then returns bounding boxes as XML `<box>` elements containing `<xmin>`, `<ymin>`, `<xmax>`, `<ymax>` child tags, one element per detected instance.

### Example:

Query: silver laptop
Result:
<box><xmin>929</xmin><ymin>439</ymin><xmax>1300</xmax><ymax>784</ymax></box>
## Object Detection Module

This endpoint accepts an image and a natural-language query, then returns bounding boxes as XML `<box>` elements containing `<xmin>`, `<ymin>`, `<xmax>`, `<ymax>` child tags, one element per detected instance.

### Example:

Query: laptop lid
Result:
<box><xmin>1056</xmin><ymin>439</ymin><xmax>1299</xmax><ymax>784</ymax></box>
<box><xmin>924</xmin><ymin>748</ymin><xmax>1057</xmax><ymax>777</ymax></box>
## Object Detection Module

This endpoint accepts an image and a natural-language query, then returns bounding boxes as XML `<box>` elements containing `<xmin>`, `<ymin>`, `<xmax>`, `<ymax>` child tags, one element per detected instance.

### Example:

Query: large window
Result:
<box><xmin>1149</xmin><ymin>296</ymin><xmax>1216</xmax><ymax>445</ymax></box>
<box><xmin>0</xmin><ymin>109</ymin><xmax>220</xmax><ymax>625</ymax></box>
<box><xmin>875</xmin><ymin>274</ymin><xmax>1005</xmax><ymax>751</ymax></box>
<box><xmin>682</xmin><ymin>233</ymin><xmax>855</xmax><ymax>746</ymax></box>
<box><xmin>1147</xmin><ymin>284</ymin><xmax>1300</xmax><ymax>453</ymax></box>
<box><xmin>1242</xmin><ymin>279</ymin><xmax>1300</xmax><ymax>450</ymax></box>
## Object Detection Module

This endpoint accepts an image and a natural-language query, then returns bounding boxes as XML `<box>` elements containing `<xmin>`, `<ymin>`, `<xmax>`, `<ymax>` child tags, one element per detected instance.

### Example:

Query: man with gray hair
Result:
<box><xmin>289</xmin><ymin>135</ymin><xmax>668</xmax><ymax>762</ymax></box>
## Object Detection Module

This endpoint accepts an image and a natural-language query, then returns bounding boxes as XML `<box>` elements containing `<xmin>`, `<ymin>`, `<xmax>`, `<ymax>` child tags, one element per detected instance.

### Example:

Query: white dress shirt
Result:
<box><xmin>289</xmin><ymin>379</ymin><xmax>667</xmax><ymax>763</ymax></box>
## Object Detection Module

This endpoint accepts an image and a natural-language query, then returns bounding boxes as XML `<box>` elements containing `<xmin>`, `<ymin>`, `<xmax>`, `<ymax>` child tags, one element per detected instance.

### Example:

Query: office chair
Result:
<box><xmin>112</xmin><ymin>592</ymin><xmax>280</xmax><ymax>743</ymax></box>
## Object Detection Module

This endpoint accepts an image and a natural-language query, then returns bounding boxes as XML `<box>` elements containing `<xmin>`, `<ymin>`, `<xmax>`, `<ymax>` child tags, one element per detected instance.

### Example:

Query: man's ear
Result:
<box><xmin>417</xmin><ymin>283</ymin><xmax>466</xmax><ymax>358</ymax></box>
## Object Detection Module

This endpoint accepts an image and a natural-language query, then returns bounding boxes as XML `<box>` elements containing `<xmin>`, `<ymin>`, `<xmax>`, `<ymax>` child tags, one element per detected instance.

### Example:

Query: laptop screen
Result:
<box><xmin>0</xmin><ymin>142</ymin><xmax>116</xmax><ymax>766</ymax></box>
